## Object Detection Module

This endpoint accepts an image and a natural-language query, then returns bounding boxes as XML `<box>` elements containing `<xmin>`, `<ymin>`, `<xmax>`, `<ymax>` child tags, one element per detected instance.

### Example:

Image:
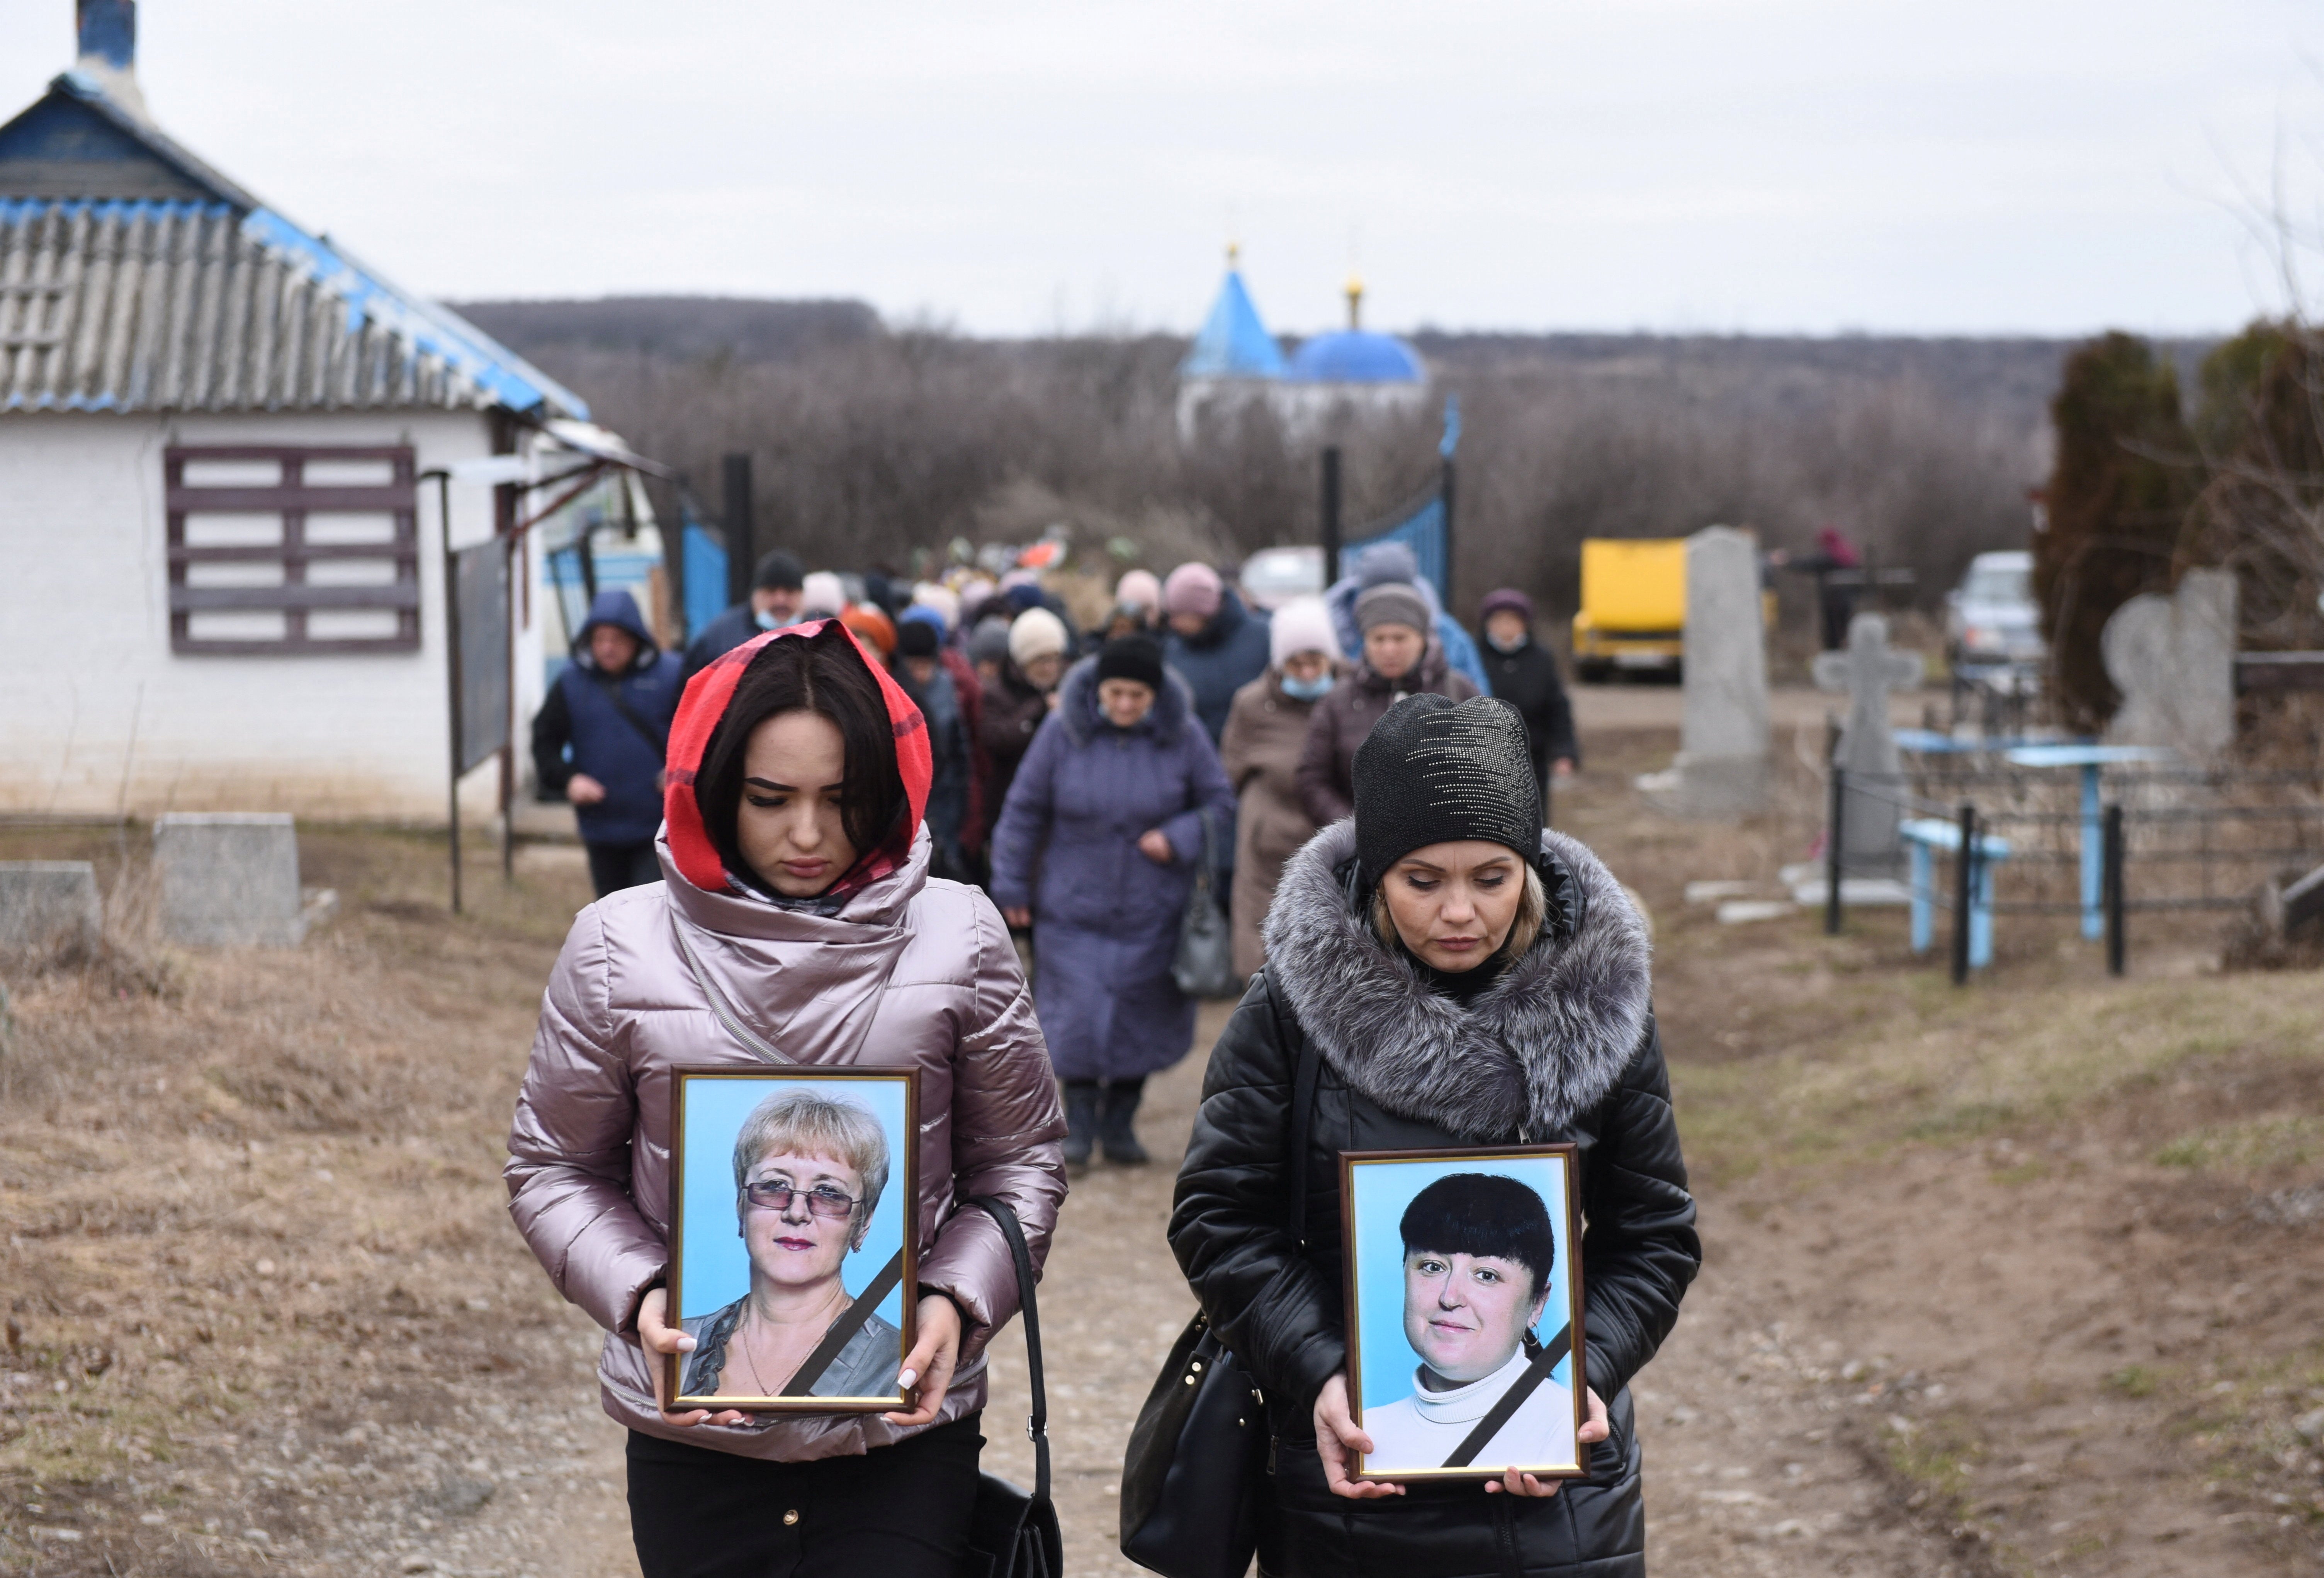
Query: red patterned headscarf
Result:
<box><xmin>663</xmin><ymin>619</ymin><xmax>932</xmax><ymax>899</ymax></box>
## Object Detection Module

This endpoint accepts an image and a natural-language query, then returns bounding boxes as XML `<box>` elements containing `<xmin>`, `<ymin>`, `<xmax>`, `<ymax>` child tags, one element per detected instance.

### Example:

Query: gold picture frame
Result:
<box><xmin>1339</xmin><ymin>1144</ymin><xmax>1585</xmax><ymax>1482</ymax></box>
<box><xmin>665</xmin><ymin>1066</ymin><xmax>920</xmax><ymax>1413</ymax></box>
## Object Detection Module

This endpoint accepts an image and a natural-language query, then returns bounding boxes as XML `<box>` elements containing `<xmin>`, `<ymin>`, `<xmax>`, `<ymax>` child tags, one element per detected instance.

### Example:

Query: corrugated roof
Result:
<box><xmin>0</xmin><ymin>75</ymin><xmax>587</xmax><ymax>418</ymax></box>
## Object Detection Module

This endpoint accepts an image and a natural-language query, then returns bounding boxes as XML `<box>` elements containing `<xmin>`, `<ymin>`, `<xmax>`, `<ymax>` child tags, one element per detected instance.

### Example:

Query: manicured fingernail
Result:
<box><xmin>898</xmin><ymin>1369</ymin><xmax>917</xmax><ymax>1388</ymax></box>
<box><xmin>676</xmin><ymin>1337</ymin><xmax>695</xmax><ymax>1351</ymax></box>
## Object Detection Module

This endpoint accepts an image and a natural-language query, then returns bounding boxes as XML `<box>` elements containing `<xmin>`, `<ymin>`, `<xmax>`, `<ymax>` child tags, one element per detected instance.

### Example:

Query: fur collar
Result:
<box><xmin>1260</xmin><ymin>820</ymin><xmax>1652</xmax><ymax>1141</ymax></box>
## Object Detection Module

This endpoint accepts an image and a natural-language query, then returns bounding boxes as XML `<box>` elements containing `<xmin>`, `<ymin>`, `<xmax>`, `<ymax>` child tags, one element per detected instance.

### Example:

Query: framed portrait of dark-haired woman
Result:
<box><xmin>665</xmin><ymin>1067</ymin><xmax>919</xmax><ymax>1413</ymax></box>
<box><xmin>1339</xmin><ymin>1145</ymin><xmax>1586</xmax><ymax>1482</ymax></box>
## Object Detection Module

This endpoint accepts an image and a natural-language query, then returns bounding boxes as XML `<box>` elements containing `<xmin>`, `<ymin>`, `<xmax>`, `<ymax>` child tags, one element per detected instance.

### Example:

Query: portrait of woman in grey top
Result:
<box><xmin>680</xmin><ymin>1087</ymin><xmax>903</xmax><ymax>1400</ymax></box>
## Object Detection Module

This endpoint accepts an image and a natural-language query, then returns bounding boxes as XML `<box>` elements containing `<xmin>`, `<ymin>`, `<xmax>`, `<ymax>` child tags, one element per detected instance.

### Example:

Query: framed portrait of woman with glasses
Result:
<box><xmin>664</xmin><ymin>1068</ymin><xmax>920</xmax><ymax>1413</ymax></box>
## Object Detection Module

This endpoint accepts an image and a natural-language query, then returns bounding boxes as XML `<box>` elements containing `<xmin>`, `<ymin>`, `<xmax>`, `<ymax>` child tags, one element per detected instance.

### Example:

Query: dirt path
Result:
<box><xmin>5</xmin><ymin>756</ymin><xmax>2320</xmax><ymax>1576</ymax></box>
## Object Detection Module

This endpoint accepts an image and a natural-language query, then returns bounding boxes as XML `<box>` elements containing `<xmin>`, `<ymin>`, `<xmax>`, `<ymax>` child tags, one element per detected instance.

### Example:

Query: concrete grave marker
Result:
<box><xmin>2103</xmin><ymin>569</ymin><xmax>2238</xmax><ymax>762</ymax></box>
<box><xmin>0</xmin><ymin>861</ymin><xmax>102</xmax><ymax>951</ymax></box>
<box><xmin>1638</xmin><ymin>526</ymin><xmax>1770</xmax><ymax>816</ymax></box>
<box><xmin>1813</xmin><ymin>612</ymin><xmax>1926</xmax><ymax>875</ymax></box>
<box><xmin>155</xmin><ymin>813</ymin><xmax>304</xmax><ymax>947</ymax></box>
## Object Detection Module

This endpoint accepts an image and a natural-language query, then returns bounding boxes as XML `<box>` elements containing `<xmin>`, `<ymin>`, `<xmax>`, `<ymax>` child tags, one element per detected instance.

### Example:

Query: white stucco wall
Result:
<box><xmin>0</xmin><ymin>410</ymin><xmax>552</xmax><ymax>822</ymax></box>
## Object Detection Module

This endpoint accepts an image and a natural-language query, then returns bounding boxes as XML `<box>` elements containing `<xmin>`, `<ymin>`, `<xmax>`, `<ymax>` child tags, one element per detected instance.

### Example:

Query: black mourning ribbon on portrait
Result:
<box><xmin>778</xmin><ymin>1247</ymin><xmax>908</xmax><ymax>1397</ymax></box>
<box><xmin>1440</xmin><ymin>1323</ymin><xmax>1572</xmax><ymax>1470</ymax></box>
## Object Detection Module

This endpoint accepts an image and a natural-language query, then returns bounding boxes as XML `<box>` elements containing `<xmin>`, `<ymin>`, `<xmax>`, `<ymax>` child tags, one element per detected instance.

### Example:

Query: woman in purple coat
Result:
<box><xmin>990</xmin><ymin>635</ymin><xmax>1236</xmax><ymax>1171</ymax></box>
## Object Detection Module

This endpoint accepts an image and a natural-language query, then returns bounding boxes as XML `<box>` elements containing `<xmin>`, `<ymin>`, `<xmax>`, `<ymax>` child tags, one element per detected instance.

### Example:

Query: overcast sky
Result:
<box><xmin>3</xmin><ymin>1</ymin><xmax>2318</xmax><ymax>338</ymax></box>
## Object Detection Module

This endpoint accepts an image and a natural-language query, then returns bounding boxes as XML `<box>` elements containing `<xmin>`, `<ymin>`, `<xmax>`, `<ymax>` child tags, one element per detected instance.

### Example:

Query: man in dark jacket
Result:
<box><xmin>678</xmin><ymin>549</ymin><xmax>805</xmax><ymax>684</ymax></box>
<box><xmin>531</xmin><ymin>589</ymin><xmax>685</xmax><ymax>897</ymax></box>
<box><xmin>1160</xmin><ymin>562</ymin><xmax>1272</xmax><ymax>746</ymax></box>
<box><xmin>1479</xmin><ymin>588</ymin><xmax>1579</xmax><ymax>823</ymax></box>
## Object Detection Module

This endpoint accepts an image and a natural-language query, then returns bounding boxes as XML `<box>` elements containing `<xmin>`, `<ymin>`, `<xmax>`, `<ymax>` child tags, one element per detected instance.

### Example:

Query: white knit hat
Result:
<box><xmin>1269</xmin><ymin>596</ymin><xmax>1341</xmax><ymax>668</ymax></box>
<box><xmin>1007</xmin><ymin>607</ymin><xmax>1070</xmax><ymax>667</ymax></box>
<box><xmin>800</xmin><ymin>571</ymin><xmax>847</xmax><ymax>618</ymax></box>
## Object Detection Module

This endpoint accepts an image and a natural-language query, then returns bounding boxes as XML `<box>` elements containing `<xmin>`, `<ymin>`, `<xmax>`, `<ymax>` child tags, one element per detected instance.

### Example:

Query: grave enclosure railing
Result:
<box><xmin>1819</xmin><ymin>759</ymin><xmax>2324</xmax><ymax>984</ymax></box>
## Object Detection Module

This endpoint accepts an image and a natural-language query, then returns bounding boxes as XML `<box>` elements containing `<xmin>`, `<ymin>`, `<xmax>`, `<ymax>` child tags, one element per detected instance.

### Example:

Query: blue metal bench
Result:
<box><xmin>1900</xmin><ymin>818</ymin><xmax>2013</xmax><ymax>969</ymax></box>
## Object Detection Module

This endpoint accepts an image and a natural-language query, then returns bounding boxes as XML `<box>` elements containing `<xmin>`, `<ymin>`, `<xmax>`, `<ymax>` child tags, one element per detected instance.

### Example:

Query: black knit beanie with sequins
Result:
<box><xmin>1352</xmin><ymin>693</ymin><xmax>1543</xmax><ymax>882</ymax></box>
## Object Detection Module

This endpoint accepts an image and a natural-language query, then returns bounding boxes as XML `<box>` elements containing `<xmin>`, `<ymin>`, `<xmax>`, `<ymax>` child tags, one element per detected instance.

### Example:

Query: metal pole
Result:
<box><xmin>1950</xmin><ymin>801</ymin><xmax>1974</xmax><ymax>985</ymax></box>
<box><xmin>2103</xmin><ymin>802</ymin><xmax>2126</xmax><ymax>977</ymax></box>
<box><xmin>501</xmin><ymin>532</ymin><xmax>516</xmax><ymax>884</ymax></box>
<box><xmin>438</xmin><ymin>472</ymin><xmax>464</xmax><ymax>916</ymax></box>
<box><xmin>722</xmin><ymin>453</ymin><xmax>755</xmax><ymax>607</ymax></box>
<box><xmin>1439</xmin><ymin>452</ymin><xmax>1457</xmax><ymax>608</ymax></box>
<box><xmin>1320</xmin><ymin>447</ymin><xmax>1343</xmax><ymax>589</ymax></box>
<box><xmin>1825</xmin><ymin>766</ymin><xmax>1845</xmax><ymax>936</ymax></box>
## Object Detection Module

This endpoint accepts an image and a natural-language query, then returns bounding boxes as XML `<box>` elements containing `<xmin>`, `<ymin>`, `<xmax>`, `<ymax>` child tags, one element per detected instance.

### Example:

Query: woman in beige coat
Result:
<box><xmin>1218</xmin><ymin>598</ymin><xmax>1341</xmax><ymax>980</ymax></box>
<box><xmin>506</xmin><ymin>618</ymin><xmax>1066</xmax><ymax>1578</ymax></box>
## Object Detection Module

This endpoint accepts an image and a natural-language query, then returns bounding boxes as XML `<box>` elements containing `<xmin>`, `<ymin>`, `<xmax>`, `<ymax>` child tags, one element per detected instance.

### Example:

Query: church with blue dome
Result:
<box><xmin>1175</xmin><ymin>250</ymin><xmax>1430</xmax><ymax>442</ymax></box>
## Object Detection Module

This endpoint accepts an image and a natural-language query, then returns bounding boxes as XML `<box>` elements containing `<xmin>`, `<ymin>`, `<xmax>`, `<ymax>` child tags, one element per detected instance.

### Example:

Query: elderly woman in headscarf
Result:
<box><xmin>1296</xmin><ymin>582</ymin><xmax>1477</xmax><ymax>828</ymax></box>
<box><xmin>988</xmin><ymin>634</ymin><xmax>1236</xmax><ymax>1170</ymax></box>
<box><xmin>1219</xmin><ymin>597</ymin><xmax>1340</xmax><ymax>980</ymax></box>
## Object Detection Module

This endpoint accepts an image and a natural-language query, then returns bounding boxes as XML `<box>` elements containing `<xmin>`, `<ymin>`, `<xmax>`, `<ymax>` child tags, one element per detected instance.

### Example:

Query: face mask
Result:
<box><xmin>754</xmin><ymin>607</ymin><xmax>780</xmax><ymax>630</ymax></box>
<box><xmin>1488</xmin><ymin>631</ymin><xmax>1527</xmax><ymax>654</ymax></box>
<box><xmin>1280</xmin><ymin>672</ymin><xmax>1334</xmax><ymax>701</ymax></box>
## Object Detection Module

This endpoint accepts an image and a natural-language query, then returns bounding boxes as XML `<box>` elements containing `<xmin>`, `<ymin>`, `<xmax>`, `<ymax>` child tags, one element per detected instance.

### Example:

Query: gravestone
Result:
<box><xmin>1638</xmin><ymin>527</ymin><xmax>1770</xmax><ymax>816</ymax></box>
<box><xmin>0</xmin><ymin>861</ymin><xmax>102</xmax><ymax>951</ymax></box>
<box><xmin>154</xmin><ymin>813</ymin><xmax>304</xmax><ymax>947</ymax></box>
<box><xmin>1813</xmin><ymin>613</ymin><xmax>1926</xmax><ymax>875</ymax></box>
<box><xmin>2102</xmin><ymin>569</ymin><xmax>2238</xmax><ymax>762</ymax></box>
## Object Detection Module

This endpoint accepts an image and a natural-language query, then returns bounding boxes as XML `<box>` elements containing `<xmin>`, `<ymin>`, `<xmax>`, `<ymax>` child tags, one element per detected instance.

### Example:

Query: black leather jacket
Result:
<box><xmin>1167</xmin><ymin>822</ymin><xmax>1698</xmax><ymax>1578</ymax></box>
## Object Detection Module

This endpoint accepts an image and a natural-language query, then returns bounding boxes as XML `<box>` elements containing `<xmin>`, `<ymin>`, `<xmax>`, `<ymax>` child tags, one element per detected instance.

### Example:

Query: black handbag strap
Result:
<box><xmin>965</xmin><ymin>1195</ymin><xmax>1050</xmax><ymax>1505</ymax></box>
<box><xmin>778</xmin><ymin>1248</ymin><xmax>906</xmax><ymax>1396</ymax></box>
<box><xmin>588</xmin><ymin>669</ymin><xmax>672</xmax><ymax>758</ymax></box>
<box><xmin>1441</xmin><ymin>1322</ymin><xmax>1572</xmax><ymax>1469</ymax></box>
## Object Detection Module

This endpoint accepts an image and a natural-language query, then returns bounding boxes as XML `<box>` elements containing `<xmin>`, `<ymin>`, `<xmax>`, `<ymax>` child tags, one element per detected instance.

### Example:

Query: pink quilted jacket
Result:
<box><xmin>505</xmin><ymin>621</ymin><xmax>1067</xmax><ymax>1461</ymax></box>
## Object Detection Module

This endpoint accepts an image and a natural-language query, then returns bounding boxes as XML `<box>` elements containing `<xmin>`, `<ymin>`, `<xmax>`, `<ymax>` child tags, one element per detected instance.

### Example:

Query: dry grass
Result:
<box><xmin>0</xmin><ymin>826</ymin><xmax>630</xmax><ymax>1577</ymax></box>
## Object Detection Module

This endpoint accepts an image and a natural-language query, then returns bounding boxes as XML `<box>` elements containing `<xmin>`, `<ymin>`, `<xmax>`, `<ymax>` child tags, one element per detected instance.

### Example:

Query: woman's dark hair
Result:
<box><xmin>1399</xmin><ymin>1172</ymin><xmax>1556</xmax><ymax>1299</ymax></box>
<box><xmin>696</xmin><ymin>622</ymin><xmax>904</xmax><ymax>890</ymax></box>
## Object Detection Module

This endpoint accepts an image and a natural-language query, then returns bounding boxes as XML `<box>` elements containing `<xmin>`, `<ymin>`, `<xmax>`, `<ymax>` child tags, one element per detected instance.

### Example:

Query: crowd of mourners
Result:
<box><xmin>515</xmin><ymin>536</ymin><xmax>1690</xmax><ymax>1578</ymax></box>
<box><xmin>533</xmin><ymin>541</ymin><xmax>1582</xmax><ymax>1166</ymax></box>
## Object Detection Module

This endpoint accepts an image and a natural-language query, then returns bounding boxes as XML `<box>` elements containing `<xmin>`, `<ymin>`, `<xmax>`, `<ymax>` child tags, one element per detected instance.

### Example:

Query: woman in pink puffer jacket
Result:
<box><xmin>506</xmin><ymin>618</ymin><xmax>1067</xmax><ymax>1578</ymax></box>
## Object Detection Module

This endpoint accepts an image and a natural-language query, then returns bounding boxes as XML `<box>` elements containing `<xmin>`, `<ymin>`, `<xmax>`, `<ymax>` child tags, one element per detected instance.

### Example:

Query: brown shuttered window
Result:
<box><xmin>165</xmin><ymin>445</ymin><xmax>420</xmax><ymax>655</ymax></box>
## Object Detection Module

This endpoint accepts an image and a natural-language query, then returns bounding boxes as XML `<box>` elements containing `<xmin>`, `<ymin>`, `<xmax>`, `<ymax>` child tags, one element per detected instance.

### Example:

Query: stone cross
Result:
<box><xmin>155</xmin><ymin>813</ymin><xmax>305</xmax><ymax>947</ymax></box>
<box><xmin>2102</xmin><ymin>569</ymin><xmax>2238</xmax><ymax>762</ymax></box>
<box><xmin>1639</xmin><ymin>526</ymin><xmax>1772</xmax><ymax>817</ymax></box>
<box><xmin>1813</xmin><ymin>613</ymin><xmax>1925</xmax><ymax>872</ymax></box>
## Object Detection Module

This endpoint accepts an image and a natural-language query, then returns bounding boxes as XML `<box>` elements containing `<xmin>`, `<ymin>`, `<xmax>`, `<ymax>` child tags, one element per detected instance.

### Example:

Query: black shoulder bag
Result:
<box><xmin>960</xmin><ymin>1195</ymin><xmax>1065</xmax><ymax>1578</ymax></box>
<box><xmin>1118</xmin><ymin>977</ymin><xmax>1320</xmax><ymax>1578</ymax></box>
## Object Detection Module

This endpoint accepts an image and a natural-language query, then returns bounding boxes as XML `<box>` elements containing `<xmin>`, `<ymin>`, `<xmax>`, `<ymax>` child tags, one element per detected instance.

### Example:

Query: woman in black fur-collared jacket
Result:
<box><xmin>1168</xmin><ymin>694</ymin><xmax>1699</xmax><ymax>1578</ymax></box>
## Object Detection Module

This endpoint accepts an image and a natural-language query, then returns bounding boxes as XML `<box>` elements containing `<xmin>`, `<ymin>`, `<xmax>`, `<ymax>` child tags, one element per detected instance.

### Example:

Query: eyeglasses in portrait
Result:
<box><xmin>1340</xmin><ymin>1147</ymin><xmax>1584</xmax><ymax>1481</ymax></box>
<box><xmin>665</xmin><ymin>1068</ymin><xmax>919</xmax><ymax>1413</ymax></box>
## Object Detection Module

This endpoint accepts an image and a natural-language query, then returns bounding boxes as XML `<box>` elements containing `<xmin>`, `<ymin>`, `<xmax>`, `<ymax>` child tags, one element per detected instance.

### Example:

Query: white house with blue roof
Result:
<box><xmin>0</xmin><ymin>1</ymin><xmax>655</xmax><ymax>822</ymax></box>
<box><xmin>1177</xmin><ymin>249</ymin><xmax>1429</xmax><ymax>443</ymax></box>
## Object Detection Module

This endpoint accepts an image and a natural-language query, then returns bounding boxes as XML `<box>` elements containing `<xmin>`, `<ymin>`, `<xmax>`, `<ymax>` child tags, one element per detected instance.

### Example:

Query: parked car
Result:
<box><xmin>1237</xmin><ymin>545</ymin><xmax>1325</xmax><ymax>611</ymax></box>
<box><xmin>1944</xmin><ymin>550</ymin><xmax>2045</xmax><ymax>673</ymax></box>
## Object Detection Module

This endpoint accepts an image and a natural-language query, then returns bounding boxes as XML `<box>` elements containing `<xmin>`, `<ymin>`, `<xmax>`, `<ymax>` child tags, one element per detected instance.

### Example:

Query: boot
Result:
<box><xmin>1062</xmin><ymin>1081</ymin><xmax>1100</xmax><ymax>1172</ymax></box>
<box><xmin>1100</xmin><ymin>1079</ymin><xmax>1150</xmax><ymax>1166</ymax></box>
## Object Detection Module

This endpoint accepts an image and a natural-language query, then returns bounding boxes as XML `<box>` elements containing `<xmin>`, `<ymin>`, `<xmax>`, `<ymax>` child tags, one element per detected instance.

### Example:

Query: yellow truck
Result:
<box><xmin>1571</xmin><ymin>538</ymin><xmax>1687</xmax><ymax>682</ymax></box>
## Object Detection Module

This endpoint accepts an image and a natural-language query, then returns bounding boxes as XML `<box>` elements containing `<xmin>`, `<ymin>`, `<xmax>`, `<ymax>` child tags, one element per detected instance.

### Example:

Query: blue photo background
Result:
<box><xmin>677</xmin><ymin>1075</ymin><xmax>911</xmax><ymax>1330</ymax></box>
<box><xmin>1350</xmin><ymin>1155</ymin><xmax>1575</xmax><ymax>1413</ymax></box>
